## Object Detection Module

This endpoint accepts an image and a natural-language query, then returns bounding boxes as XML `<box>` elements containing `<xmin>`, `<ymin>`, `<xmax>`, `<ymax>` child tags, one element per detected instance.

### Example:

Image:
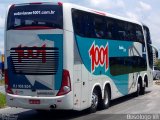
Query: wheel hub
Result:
<box><xmin>91</xmin><ymin>93</ymin><xmax>98</xmax><ymax>108</ymax></box>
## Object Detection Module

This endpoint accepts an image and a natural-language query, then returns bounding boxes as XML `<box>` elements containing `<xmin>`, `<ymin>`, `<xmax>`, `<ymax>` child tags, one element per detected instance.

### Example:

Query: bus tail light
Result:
<box><xmin>56</xmin><ymin>70</ymin><xmax>71</xmax><ymax>96</ymax></box>
<box><xmin>5</xmin><ymin>69</ymin><xmax>13</xmax><ymax>94</ymax></box>
<box><xmin>10</xmin><ymin>4</ymin><xmax>15</xmax><ymax>8</ymax></box>
<box><xmin>58</xmin><ymin>2</ymin><xmax>63</xmax><ymax>6</ymax></box>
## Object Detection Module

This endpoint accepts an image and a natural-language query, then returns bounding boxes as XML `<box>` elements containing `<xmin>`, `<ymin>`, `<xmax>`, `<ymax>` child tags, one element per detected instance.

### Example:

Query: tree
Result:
<box><xmin>155</xmin><ymin>59</ymin><xmax>160</xmax><ymax>68</ymax></box>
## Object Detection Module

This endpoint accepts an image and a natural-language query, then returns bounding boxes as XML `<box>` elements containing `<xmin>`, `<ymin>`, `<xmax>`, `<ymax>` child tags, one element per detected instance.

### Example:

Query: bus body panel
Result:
<box><xmin>6</xmin><ymin>92</ymin><xmax>73</xmax><ymax>110</ymax></box>
<box><xmin>74</xmin><ymin>35</ymin><xmax>146</xmax><ymax>95</ymax></box>
<box><xmin>5</xmin><ymin>3</ymin><xmax>73</xmax><ymax>110</ymax></box>
<box><xmin>71</xmin><ymin>6</ymin><xmax>152</xmax><ymax>110</ymax></box>
<box><xmin>6</xmin><ymin>29</ymin><xmax>63</xmax><ymax>96</ymax></box>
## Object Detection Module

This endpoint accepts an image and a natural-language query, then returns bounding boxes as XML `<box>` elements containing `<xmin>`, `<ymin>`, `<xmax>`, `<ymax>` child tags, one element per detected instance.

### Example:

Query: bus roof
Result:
<box><xmin>63</xmin><ymin>3</ymin><xmax>142</xmax><ymax>26</ymax></box>
<box><xmin>9</xmin><ymin>2</ymin><xmax>142</xmax><ymax>26</ymax></box>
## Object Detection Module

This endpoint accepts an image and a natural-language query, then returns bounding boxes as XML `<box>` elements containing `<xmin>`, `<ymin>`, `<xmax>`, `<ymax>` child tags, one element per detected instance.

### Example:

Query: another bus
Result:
<box><xmin>5</xmin><ymin>2</ymin><xmax>153</xmax><ymax>112</ymax></box>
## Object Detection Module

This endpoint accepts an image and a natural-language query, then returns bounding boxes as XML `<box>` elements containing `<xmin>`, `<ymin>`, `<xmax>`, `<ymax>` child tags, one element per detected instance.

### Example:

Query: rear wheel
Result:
<box><xmin>135</xmin><ymin>82</ymin><xmax>140</xmax><ymax>97</ymax></box>
<box><xmin>100</xmin><ymin>86</ymin><xmax>110</xmax><ymax>109</ymax></box>
<box><xmin>140</xmin><ymin>81</ymin><xmax>146</xmax><ymax>95</ymax></box>
<box><xmin>156</xmin><ymin>75</ymin><xmax>159</xmax><ymax>80</ymax></box>
<box><xmin>88</xmin><ymin>89</ymin><xmax>99</xmax><ymax>113</ymax></box>
<box><xmin>155</xmin><ymin>75</ymin><xmax>157</xmax><ymax>80</ymax></box>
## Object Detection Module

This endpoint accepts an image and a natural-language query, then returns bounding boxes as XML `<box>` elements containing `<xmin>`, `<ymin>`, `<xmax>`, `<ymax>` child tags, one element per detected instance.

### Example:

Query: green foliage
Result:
<box><xmin>0</xmin><ymin>93</ymin><xmax>6</xmax><ymax>108</ymax></box>
<box><xmin>0</xmin><ymin>79</ymin><xmax>4</xmax><ymax>86</ymax></box>
<box><xmin>155</xmin><ymin>59</ymin><xmax>160</xmax><ymax>68</ymax></box>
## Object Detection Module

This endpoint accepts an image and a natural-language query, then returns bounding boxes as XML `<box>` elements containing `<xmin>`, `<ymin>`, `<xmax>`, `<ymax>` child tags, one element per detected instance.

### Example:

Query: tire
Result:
<box><xmin>100</xmin><ymin>86</ymin><xmax>110</xmax><ymax>109</ymax></box>
<box><xmin>135</xmin><ymin>82</ymin><xmax>140</xmax><ymax>97</ymax></box>
<box><xmin>140</xmin><ymin>81</ymin><xmax>146</xmax><ymax>95</ymax></box>
<box><xmin>88</xmin><ymin>89</ymin><xmax>99</xmax><ymax>113</ymax></box>
<box><xmin>153</xmin><ymin>75</ymin><xmax>156</xmax><ymax>80</ymax></box>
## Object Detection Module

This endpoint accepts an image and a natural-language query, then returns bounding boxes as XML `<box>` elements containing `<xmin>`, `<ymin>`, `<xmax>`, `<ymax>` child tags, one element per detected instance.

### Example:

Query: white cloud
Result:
<box><xmin>0</xmin><ymin>3</ymin><xmax>7</xmax><ymax>29</ymax></box>
<box><xmin>0</xmin><ymin>32</ymin><xmax>4</xmax><ymax>53</ymax></box>
<box><xmin>144</xmin><ymin>13</ymin><xmax>160</xmax><ymax>49</ymax></box>
<box><xmin>89</xmin><ymin>0</ymin><xmax>112</xmax><ymax>9</ymax></box>
<box><xmin>0</xmin><ymin>42</ymin><xmax>4</xmax><ymax>53</ymax></box>
<box><xmin>0</xmin><ymin>16</ymin><xmax>5</xmax><ymax>29</ymax></box>
<box><xmin>126</xmin><ymin>12</ymin><xmax>140</xmax><ymax>21</ymax></box>
<box><xmin>116</xmin><ymin>0</ymin><xmax>125</xmax><ymax>8</ymax></box>
<box><xmin>139</xmin><ymin>1</ymin><xmax>152</xmax><ymax>11</ymax></box>
<box><xmin>90</xmin><ymin>0</ymin><xmax>101</xmax><ymax>6</ymax></box>
<box><xmin>89</xmin><ymin>0</ymin><xmax>126</xmax><ymax>10</ymax></box>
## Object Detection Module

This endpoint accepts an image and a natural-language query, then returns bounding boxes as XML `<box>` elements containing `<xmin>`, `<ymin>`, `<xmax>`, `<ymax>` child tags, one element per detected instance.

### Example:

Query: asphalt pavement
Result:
<box><xmin>0</xmin><ymin>81</ymin><xmax>160</xmax><ymax>120</ymax></box>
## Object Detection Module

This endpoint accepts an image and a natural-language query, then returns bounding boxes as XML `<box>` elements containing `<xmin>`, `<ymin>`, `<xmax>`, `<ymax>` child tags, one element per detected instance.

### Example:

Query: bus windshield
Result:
<box><xmin>7</xmin><ymin>4</ymin><xmax>63</xmax><ymax>30</ymax></box>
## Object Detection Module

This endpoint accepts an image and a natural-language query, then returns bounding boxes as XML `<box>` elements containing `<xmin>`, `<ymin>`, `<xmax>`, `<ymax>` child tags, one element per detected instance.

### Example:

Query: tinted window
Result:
<box><xmin>7</xmin><ymin>5</ymin><xmax>63</xmax><ymax>30</ymax></box>
<box><xmin>106</xmin><ymin>18</ymin><xmax>120</xmax><ymax>40</ymax></box>
<box><xmin>147</xmin><ymin>44</ymin><xmax>153</xmax><ymax>69</ymax></box>
<box><xmin>126</xmin><ymin>23</ymin><xmax>136</xmax><ymax>41</ymax></box>
<box><xmin>143</xmin><ymin>26</ymin><xmax>152</xmax><ymax>44</ymax></box>
<box><xmin>117</xmin><ymin>20</ymin><xmax>127</xmax><ymax>40</ymax></box>
<box><xmin>135</xmin><ymin>25</ymin><xmax>144</xmax><ymax>43</ymax></box>
<box><xmin>143</xmin><ymin>26</ymin><xmax>153</xmax><ymax>68</ymax></box>
<box><xmin>92</xmin><ymin>15</ymin><xmax>106</xmax><ymax>38</ymax></box>
<box><xmin>110</xmin><ymin>56</ymin><xmax>147</xmax><ymax>76</ymax></box>
<box><xmin>72</xmin><ymin>10</ymin><xmax>93</xmax><ymax>38</ymax></box>
<box><xmin>72</xmin><ymin>9</ymin><xmax>145</xmax><ymax>43</ymax></box>
<box><xmin>72</xmin><ymin>9</ymin><xmax>105</xmax><ymax>39</ymax></box>
<box><xmin>105</xmin><ymin>18</ymin><xmax>144</xmax><ymax>43</ymax></box>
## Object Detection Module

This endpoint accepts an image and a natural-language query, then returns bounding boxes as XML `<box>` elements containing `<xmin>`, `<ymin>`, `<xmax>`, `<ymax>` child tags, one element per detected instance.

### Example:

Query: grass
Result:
<box><xmin>0</xmin><ymin>79</ymin><xmax>4</xmax><ymax>86</ymax></box>
<box><xmin>0</xmin><ymin>79</ymin><xmax>6</xmax><ymax>108</ymax></box>
<box><xmin>0</xmin><ymin>93</ymin><xmax>6</xmax><ymax>108</ymax></box>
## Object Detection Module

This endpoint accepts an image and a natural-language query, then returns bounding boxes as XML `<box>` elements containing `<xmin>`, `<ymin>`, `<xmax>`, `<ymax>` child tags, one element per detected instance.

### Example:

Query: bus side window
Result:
<box><xmin>110</xmin><ymin>22</ymin><xmax>119</xmax><ymax>40</ymax></box>
<box><xmin>106</xmin><ymin>19</ymin><xmax>114</xmax><ymax>40</ymax></box>
<box><xmin>92</xmin><ymin>15</ymin><xmax>105</xmax><ymax>39</ymax></box>
<box><xmin>117</xmin><ymin>21</ymin><xmax>126</xmax><ymax>40</ymax></box>
<box><xmin>84</xmin><ymin>14</ymin><xmax>95</xmax><ymax>38</ymax></box>
<box><xmin>136</xmin><ymin>26</ymin><xmax>144</xmax><ymax>43</ymax></box>
<box><xmin>126</xmin><ymin>23</ymin><xmax>136</xmax><ymax>41</ymax></box>
<box><xmin>72</xmin><ymin>9</ymin><xmax>95</xmax><ymax>38</ymax></box>
<box><xmin>72</xmin><ymin>11</ymin><xmax>82</xmax><ymax>36</ymax></box>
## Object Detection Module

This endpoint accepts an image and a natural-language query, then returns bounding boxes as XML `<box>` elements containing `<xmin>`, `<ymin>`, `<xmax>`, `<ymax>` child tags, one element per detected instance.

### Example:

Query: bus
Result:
<box><xmin>5</xmin><ymin>2</ymin><xmax>153</xmax><ymax>113</ymax></box>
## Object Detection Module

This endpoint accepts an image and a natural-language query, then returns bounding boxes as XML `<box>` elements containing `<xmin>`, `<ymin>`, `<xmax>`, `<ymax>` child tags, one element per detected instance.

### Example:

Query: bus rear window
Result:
<box><xmin>7</xmin><ymin>4</ymin><xmax>63</xmax><ymax>30</ymax></box>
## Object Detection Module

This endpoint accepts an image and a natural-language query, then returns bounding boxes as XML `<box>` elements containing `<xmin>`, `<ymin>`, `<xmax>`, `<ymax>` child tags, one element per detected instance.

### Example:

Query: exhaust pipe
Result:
<box><xmin>50</xmin><ymin>104</ymin><xmax>56</xmax><ymax>109</ymax></box>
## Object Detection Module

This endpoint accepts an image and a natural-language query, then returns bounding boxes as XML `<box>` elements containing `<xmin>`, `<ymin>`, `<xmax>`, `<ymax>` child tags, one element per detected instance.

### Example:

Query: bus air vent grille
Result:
<box><xmin>10</xmin><ymin>47</ymin><xmax>59</xmax><ymax>75</ymax></box>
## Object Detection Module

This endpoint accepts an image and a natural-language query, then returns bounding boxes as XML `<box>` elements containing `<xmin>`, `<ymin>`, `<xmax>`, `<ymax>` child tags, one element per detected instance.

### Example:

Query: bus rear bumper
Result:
<box><xmin>6</xmin><ymin>92</ymin><xmax>73</xmax><ymax>110</ymax></box>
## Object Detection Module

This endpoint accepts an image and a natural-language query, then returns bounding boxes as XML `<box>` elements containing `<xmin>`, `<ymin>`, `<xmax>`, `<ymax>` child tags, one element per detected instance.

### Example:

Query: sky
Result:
<box><xmin>0</xmin><ymin>0</ymin><xmax>160</xmax><ymax>53</ymax></box>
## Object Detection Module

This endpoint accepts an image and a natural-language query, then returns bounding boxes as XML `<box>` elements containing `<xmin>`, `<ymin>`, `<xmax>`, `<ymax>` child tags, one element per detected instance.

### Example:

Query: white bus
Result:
<box><xmin>5</xmin><ymin>2</ymin><xmax>153</xmax><ymax>112</ymax></box>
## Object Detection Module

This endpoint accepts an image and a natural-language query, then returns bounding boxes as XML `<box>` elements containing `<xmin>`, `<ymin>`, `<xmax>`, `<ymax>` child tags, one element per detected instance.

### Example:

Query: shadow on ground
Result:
<box><xmin>14</xmin><ymin>91</ymin><xmax>151</xmax><ymax>120</ymax></box>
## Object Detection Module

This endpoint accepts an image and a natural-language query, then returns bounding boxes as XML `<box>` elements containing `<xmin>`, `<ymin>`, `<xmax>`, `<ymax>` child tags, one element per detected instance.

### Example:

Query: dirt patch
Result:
<box><xmin>155</xmin><ymin>80</ymin><xmax>160</xmax><ymax>85</ymax></box>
